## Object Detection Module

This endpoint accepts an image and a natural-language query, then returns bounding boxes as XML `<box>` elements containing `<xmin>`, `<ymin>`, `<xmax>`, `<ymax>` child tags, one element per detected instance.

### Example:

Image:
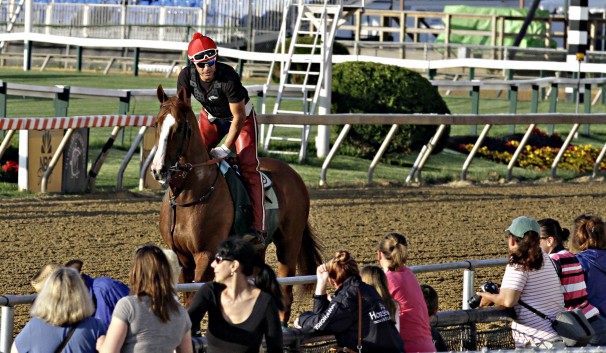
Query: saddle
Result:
<box><xmin>218</xmin><ymin>159</ymin><xmax>278</xmax><ymax>244</ymax></box>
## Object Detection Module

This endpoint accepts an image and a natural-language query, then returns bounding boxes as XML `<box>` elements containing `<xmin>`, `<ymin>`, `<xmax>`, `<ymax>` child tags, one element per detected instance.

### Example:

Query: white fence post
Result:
<box><xmin>462</xmin><ymin>268</ymin><xmax>475</xmax><ymax>310</ymax></box>
<box><xmin>0</xmin><ymin>305</ymin><xmax>14</xmax><ymax>353</ymax></box>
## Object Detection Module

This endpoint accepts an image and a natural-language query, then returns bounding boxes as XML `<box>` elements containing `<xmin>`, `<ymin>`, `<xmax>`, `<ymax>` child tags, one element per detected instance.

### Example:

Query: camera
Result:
<box><xmin>467</xmin><ymin>280</ymin><xmax>499</xmax><ymax>309</ymax></box>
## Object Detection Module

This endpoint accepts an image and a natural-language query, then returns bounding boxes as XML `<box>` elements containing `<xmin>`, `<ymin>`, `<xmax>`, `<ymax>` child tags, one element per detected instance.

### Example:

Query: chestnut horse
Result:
<box><xmin>150</xmin><ymin>85</ymin><xmax>322</xmax><ymax>323</ymax></box>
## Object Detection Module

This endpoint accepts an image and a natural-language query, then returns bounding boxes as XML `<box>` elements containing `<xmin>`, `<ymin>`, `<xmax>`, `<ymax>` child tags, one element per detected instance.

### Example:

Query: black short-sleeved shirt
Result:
<box><xmin>177</xmin><ymin>63</ymin><xmax>248</xmax><ymax>120</ymax></box>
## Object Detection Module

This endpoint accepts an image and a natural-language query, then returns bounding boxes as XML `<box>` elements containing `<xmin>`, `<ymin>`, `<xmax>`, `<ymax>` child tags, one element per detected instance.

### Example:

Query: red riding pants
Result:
<box><xmin>198</xmin><ymin>109</ymin><xmax>265</xmax><ymax>232</ymax></box>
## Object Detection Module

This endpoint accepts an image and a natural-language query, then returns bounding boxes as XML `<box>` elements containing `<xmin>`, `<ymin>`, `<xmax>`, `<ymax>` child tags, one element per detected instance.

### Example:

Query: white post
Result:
<box><xmin>462</xmin><ymin>269</ymin><xmax>475</xmax><ymax>310</ymax></box>
<box><xmin>23</xmin><ymin>0</ymin><xmax>32</xmax><ymax>71</ymax></box>
<box><xmin>316</xmin><ymin>47</ymin><xmax>332</xmax><ymax>158</ymax></box>
<box><xmin>44</xmin><ymin>3</ymin><xmax>53</xmax><ymax>35</ymax></box>
<box><xmin>159</xmin><ymin>7</ymin><xmax>167</xmax><ymax>42</ymax></box>
<box><xmin>82</xmin><ymin>5</ymin><xmax>90</xmax><ymax>38</ymax></box>
<box><xmin>1</xmin><ymin>306</ymin><xmax>15</xmax><ymax>353</ymax></box>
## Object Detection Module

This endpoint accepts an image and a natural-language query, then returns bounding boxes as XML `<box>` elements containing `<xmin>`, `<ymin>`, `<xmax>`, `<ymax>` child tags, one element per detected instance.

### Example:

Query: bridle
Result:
<box><xmin>158</xmin><ymin>99</ymin><xmax>222</xmax><ymax>195</ymax></box>
<box><xmin>158</xmin><ymin>99</ymin><xmax>224</xmax><ymax>250</ymax></box>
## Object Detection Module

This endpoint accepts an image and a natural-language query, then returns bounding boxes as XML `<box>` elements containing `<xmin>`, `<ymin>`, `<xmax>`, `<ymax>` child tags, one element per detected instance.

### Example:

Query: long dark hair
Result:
<box><xmin>216</xmin><ymin>237</ymin><xmax>284</xmax><ymax>311</ymax></box>
<box><xmin>130</xmin><ymin>245</ymin><xmax>179</xmax><ymax>322</ymax></box>
<box><xmin>538</xmin><ymin>218</ymin><xmax>570</xmax><ymax>246</ymax></box>
<box><xmin>508</xmin><ymin>231</ymin><xmax>543</xmax><ymax>271</ymax></box>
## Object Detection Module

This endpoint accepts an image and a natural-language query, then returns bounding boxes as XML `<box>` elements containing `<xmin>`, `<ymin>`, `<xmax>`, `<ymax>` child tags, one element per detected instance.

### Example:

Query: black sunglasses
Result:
<box><xmin>214</xmin><ymin>253</ymin><xmax>234</xmax><ymax>264</ymax></box>
<box><xmin>196</xmin><ymin>59</ymin><xmax>216</xmax><ymax>69</ymax></box>
<box><xmin>189</xmin><ymin>48</ymin><xmax>217</xmax><ymax>62</ymax></box>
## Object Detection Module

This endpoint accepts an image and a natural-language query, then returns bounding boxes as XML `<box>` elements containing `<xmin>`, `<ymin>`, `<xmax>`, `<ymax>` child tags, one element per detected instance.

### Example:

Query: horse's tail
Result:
<box><xmin>298</xmin><ymin>222</ymin><xmax>323</xmax><ymax>281</ymax></box>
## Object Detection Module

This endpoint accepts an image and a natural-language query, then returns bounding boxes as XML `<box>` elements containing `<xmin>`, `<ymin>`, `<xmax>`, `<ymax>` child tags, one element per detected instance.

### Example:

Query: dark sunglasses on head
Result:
<box><xmin>196</xmin><ymin>59</ymin><xmax>216</xmax><ymax>69</ymax></box>
<box><xmin>189</xmin><ymin>48</ymin><xmax>217</xmax><ymax>62</ymax></box>
<box><xmin>214</xmin><ymin>253</ymin><xmax>234</xmax><ymax>264</ymax></box>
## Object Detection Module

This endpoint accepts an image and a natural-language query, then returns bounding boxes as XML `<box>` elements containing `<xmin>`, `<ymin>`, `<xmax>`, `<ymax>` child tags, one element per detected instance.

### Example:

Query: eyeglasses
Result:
<box><xmin>214</xmin><ymin>253</ymin><xmax>234</xmax><ymax>264</ymax></box>
<box><xmin>189</xmin><ymin>48</ymin><xmax>218</xmax><ymax>62</ymax></box>
<box><xmin>195</xmin><ymin>59</ymin><xmax>216</xmax><ymax>69</ymax></box>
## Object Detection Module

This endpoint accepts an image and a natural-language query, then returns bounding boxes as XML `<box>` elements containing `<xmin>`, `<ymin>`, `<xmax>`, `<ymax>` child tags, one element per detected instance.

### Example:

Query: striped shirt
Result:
<box><xmin>549</xmin><ymin>248</ymin><xmax>600</xmax><ymax>319</ymax></box>
<box><xmin>501</xmin><ymin>251</ymin><xmax>565</xmax><ymax>348</ymax></box>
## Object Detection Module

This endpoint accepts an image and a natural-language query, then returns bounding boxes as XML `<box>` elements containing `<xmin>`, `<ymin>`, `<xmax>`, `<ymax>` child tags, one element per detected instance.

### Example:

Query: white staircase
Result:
<box><xmin>262</xmin><ymin>0</ymin><xmax>344</xmax><ymax>162</ymax></box>
<box><xmin>1</xmin><ymin>0</ymin><xmax>26</xmax><ymax>49</ymax></box>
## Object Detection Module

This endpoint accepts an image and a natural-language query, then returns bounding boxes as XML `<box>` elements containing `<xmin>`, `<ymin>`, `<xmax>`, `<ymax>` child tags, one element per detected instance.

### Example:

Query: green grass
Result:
<box><xmin>1</xmin><ymin>68</ymin><xmax>605</xmax><ymax>197</ymax></box>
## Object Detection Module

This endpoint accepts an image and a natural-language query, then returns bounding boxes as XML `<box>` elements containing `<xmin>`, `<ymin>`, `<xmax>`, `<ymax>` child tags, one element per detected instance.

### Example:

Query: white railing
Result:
<box><xmin>0</xmin><ymin>257</ymin><xmax>507</xmax><ymax>353</ymax></box>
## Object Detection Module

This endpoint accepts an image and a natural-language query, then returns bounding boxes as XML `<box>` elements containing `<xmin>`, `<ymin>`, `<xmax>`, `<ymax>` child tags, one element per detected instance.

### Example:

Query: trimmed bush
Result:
<box><xmin>331</xmin><ymin>62</ymin><xmax>451</xmax><ymax>159</ymax></box>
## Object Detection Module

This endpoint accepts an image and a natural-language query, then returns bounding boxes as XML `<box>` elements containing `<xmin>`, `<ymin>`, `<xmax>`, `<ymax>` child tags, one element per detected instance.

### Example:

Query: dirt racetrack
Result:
<box><xmin>2</xmin><ymin>180</ymin><xmax>606</xmax><ymax>334</ymax></box>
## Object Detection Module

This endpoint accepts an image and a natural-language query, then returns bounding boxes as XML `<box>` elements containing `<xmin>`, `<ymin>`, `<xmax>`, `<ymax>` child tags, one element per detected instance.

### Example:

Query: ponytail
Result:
<box><xmin>254</xmin><ymin>263</ymin><xmax>284</xmax><ymax>311</ymax></box>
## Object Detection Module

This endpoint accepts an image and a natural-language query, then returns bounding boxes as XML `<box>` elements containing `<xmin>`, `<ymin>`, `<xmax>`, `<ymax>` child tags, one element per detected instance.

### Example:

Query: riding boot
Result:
<box><xmin>242</xmin><ymin>231</ymin><xmax>266</xmax><ymax>251</ymax></box>
<box><xmin>234</xmin><ymin>109</ymin><xmax>266</xmax><ymax>249</ymax></box>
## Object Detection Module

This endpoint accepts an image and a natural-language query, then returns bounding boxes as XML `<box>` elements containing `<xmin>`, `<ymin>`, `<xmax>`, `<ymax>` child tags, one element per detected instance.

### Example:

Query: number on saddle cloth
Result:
<box><xmin>218</xmin><ymin>160</ymin><xmax>279</xmax><ymax>238</ymax></box>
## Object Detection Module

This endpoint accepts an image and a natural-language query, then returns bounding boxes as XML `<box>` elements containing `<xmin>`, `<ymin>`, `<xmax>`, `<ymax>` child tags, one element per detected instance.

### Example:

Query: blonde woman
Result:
<box><xmin>97</xmin><ymin>245</ymin><xmax>192</xmax><ymax>353</ymax></box>
<box><xmin>378</xmin><ymin>232</ymin><xmax>436</xmax><ymax>353</ymax></box>
<box><xmin>12</xmin><ymin>267</ymin><xmax>105</xmax><ymax>353</ymax></box>
<box><xmin>360</xmin><ymin>265</ymin><xmax>400</xmax><ymax>330</ymax></box>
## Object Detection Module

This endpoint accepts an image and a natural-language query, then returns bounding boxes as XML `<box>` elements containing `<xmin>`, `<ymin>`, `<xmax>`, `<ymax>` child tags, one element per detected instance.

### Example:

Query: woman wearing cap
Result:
<box><xmin>377</xmin><ymin>233</ymin><xmax>436</xmax><ymax>353</ymax></box>
<box><xmin>187</xmin><ymin>237</ymin><xmax>284</xmax><ymax>353</ymax></box>
<box><xmin>12</xmin><ymin>267</ymin><xmax>105</xmax><ymax>353</ymax></box>
<box><xmin>538</xmin><ymin>218</ymin><xmax>606</xmax><ymax>346</ymax></box>
<box><xmin>570</xmin><ymin>215</ymin><xmax>606</xmax><ymax>319</ymax></box>
<box><xmin>177</xmin><ymin>33</ymin><xmax>265</xmax><ymax>249</ymax></box>
<box><xmin>477</xmin><ymin>216</ymin><xmax>565</xmax><ymax>348</ymax></box>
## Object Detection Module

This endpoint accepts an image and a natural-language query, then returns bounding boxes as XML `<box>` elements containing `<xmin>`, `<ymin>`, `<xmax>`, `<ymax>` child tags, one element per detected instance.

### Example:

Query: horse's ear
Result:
<box><xmin>177</xmin><ymin>86</ymin><xmax>188</xmax><ymax>103</ymax></box>
<box><xmin>157</xmin><ymin>85</ymin><xmax>168</xmax><ymax>103</ymax></box>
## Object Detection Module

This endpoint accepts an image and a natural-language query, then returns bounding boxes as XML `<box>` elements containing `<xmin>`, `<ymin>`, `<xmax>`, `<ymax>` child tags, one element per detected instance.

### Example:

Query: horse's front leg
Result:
<box><xmin>180</xmin><ymin>265</ymin><xmax>196</xmax><ymax>307</ymax></box>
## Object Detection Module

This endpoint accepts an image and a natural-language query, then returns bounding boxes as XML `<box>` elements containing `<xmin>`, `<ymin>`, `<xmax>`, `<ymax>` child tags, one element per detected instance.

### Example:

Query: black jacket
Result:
<box><xmin>298</xmin><ymin>276</ymin><xmax>405</xmax><ymax>353</ymax></box>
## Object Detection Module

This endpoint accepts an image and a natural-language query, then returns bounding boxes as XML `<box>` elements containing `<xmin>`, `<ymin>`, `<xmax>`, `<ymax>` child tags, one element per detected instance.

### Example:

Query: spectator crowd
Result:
<box><xmin>10</xmin><ymin>212</ymin><xmax>606</xmax><ymax>352</ymax></box>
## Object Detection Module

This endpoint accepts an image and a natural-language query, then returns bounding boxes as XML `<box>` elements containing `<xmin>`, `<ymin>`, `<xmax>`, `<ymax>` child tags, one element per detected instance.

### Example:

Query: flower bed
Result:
<box><xmin>0</xmin><ymin>160</ymin><xmax>18</xmax><ymax>183</ymax></box>
<box><xmin>448</xmin><ymin>127</ymin><xmax>606</xmax><ymax>174</ymax></box>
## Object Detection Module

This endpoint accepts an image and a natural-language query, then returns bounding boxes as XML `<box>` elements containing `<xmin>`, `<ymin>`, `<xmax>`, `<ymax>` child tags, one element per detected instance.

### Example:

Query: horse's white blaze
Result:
<box><xmin>151</xmin><ymin>113</ymin><xmax>176</xmax><ymax>181</ymax></box>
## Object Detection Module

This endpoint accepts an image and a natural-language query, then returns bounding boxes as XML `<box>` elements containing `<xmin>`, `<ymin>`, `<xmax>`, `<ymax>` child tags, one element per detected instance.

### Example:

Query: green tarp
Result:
<box><xmin>435</xmin><ymin>5</ymin><xmax>555</xmax><ymax>48</ymax></box>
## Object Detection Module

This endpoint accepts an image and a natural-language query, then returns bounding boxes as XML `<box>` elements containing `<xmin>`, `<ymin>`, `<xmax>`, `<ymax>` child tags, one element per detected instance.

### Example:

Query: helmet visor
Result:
<box><xmin>189</xmin><ymin>48</ymin><xmax>218</xmax><ymax>62</ymax></box>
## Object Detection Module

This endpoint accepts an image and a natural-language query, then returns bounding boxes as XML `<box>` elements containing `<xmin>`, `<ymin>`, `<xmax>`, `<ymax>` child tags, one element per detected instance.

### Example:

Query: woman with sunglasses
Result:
<box><xmin>96</xmin><ymin>245</ymin><xmax>192</xmax><ymax>353</ymax></box>
<box><xmin>177</xmin><ymin>32</ymin><xmax>266</xmax><ymax>250</ymax></box>
<box><xmin>187</xmin><ymin>237</ymin><xmax>284</xmax><ymax>353</ymax></box>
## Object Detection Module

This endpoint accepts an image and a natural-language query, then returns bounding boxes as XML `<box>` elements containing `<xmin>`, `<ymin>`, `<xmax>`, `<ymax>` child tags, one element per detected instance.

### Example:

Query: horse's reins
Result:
<box><xmin>160</xmin><ymin>100</ymin><xmax>223</xmax><ymax>253</ymax></box>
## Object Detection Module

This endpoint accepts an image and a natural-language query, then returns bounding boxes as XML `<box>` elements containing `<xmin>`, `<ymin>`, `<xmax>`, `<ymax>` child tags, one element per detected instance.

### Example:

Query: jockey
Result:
<box><xmin>177</xmin><ymin>32</ymin><xmax>265</xmax><ymax>249</ymax></box>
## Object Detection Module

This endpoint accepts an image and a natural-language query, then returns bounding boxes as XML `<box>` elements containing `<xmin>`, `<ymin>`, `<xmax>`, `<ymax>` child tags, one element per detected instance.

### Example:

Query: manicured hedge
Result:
<box><xmin>331</xmin><ymin>61</ymin><xmax>451</xmax><ymax>158</ymax></box>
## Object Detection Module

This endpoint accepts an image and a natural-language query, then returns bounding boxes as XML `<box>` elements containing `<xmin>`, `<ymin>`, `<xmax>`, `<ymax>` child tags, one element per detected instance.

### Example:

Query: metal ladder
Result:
<box><xmin>1</xmin><ymin>0</ymin><xmax>26</xmax><ymax>49</ymax></box>
<box><xmin>262</xmin><ymin>0</ymin><xmax>342</xmax><ymax>162</ymax></box>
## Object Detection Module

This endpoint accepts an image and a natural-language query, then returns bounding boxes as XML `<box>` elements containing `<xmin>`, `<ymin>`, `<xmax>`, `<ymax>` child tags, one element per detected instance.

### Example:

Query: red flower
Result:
<box><xmin>2</xmin><ymin>160</ymin><xmax>18</xmax><ymax>172</ymax></box>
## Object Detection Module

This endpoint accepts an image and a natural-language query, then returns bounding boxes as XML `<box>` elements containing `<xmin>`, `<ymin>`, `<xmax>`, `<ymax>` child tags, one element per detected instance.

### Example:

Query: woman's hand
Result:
<box><xmin>476</xmin><ymin>292</ymin><xmax>496</xmax><ymax>307</ymax></box>
<box><xmin>314</xmin><ymin>262</ymin><xmax>330</xmax><ymax>296</ymax></box>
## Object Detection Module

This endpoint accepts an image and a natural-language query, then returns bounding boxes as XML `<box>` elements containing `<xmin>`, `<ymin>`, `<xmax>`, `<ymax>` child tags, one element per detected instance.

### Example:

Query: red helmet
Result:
<box><xmin>188</xmin><ymin>33</ymin><xmax>218</xmax><ymax>63</ymax></box>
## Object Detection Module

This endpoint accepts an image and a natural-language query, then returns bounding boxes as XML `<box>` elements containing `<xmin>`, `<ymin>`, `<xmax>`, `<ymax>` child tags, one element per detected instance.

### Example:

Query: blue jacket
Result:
<box><xmin>576</xmin><ymin>249</ymin><xmax>606</xmax><ymax>314</ymax></box>
<box><xmin>82</xmin><ymin>274</ymin><xmax>129</xmax><ymax>330</ymax></box>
